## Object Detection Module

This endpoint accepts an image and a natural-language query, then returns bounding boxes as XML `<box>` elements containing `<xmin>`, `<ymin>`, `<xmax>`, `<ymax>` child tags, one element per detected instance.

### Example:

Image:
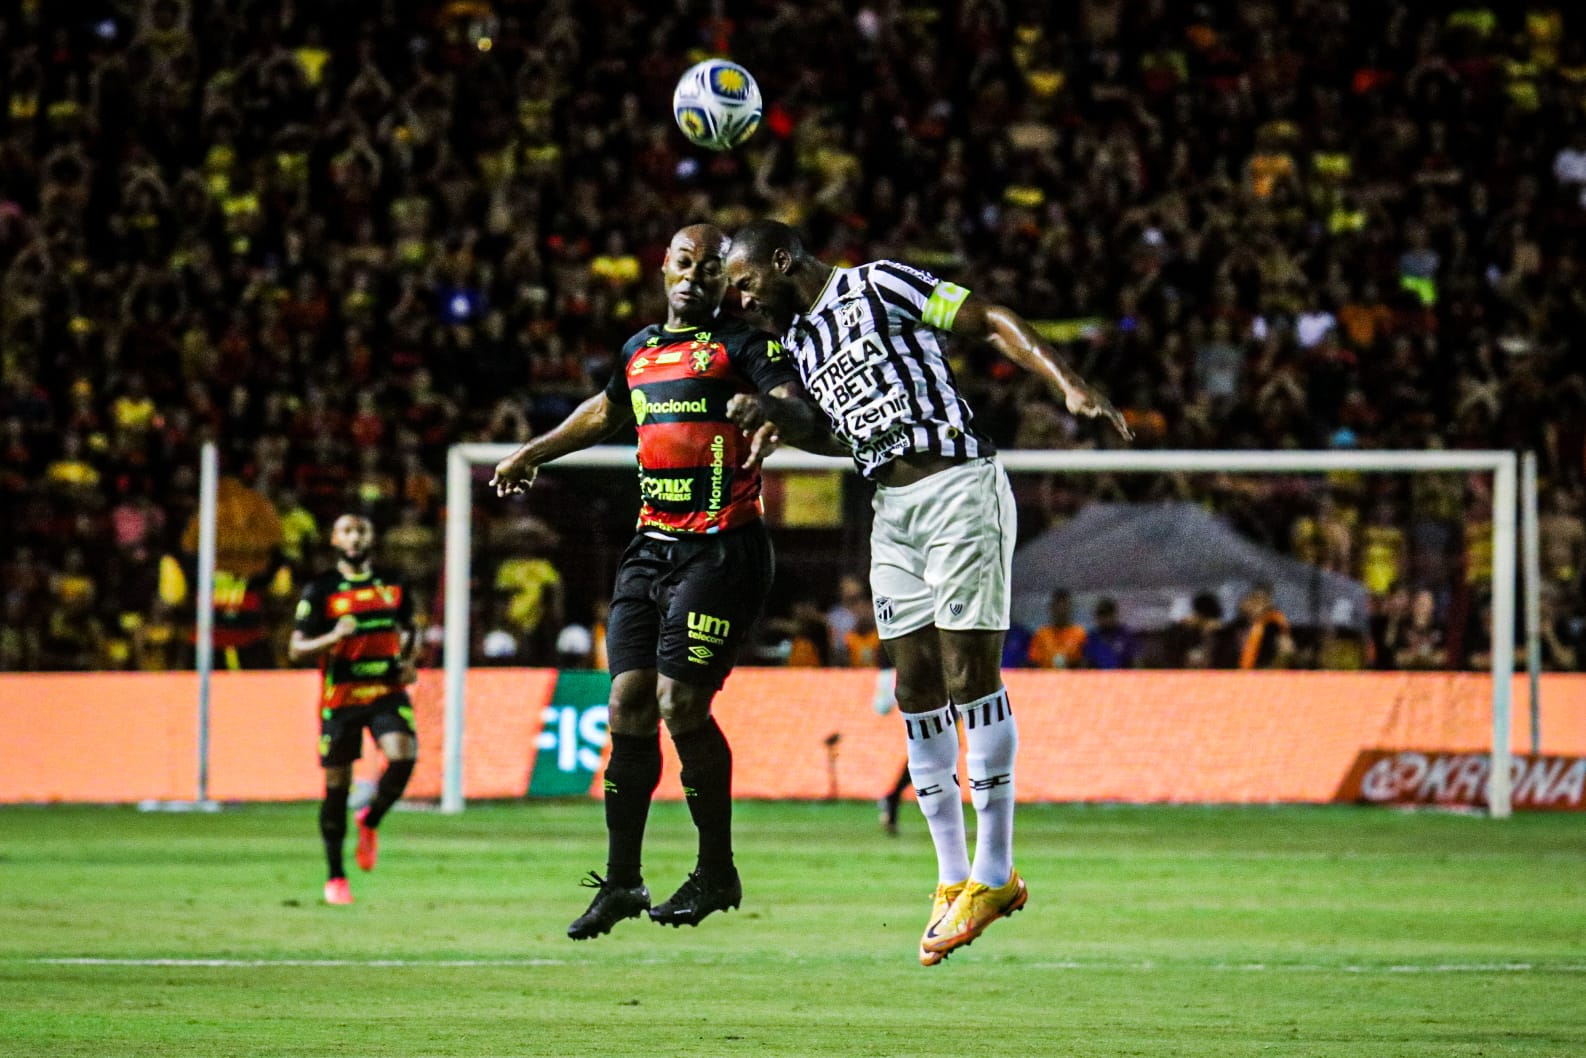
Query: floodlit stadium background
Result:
<box><xmin>2</xmin><ymin>1</ymin><xmax>1585</xmax><ymax>811</ymax></box>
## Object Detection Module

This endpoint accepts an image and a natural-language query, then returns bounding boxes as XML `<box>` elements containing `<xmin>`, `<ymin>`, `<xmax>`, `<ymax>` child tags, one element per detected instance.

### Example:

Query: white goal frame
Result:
<box><xmin>441</xmin><ymin>445</ymin><xmax>1528</xmax><ymax>817</ymax></box>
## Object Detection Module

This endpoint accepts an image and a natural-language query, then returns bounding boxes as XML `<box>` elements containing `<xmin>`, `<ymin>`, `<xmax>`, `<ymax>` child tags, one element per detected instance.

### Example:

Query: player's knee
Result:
<box><xmin>893</xmin><ymin>671</ymin><xmax>947</xmax><ymax>713</ymax></box>
<box><xmin>379</xmin><ymin>734</ymin><xmax>417</xmax><ymax>763</ymax></box>
<box><xmin>941</xmin><ymin>647</ymin><xmax>1002</xmax><ymax>703</ymax></box>
<box><xmin>324</xmin><ymin>766</ymin><xmax>353</xmax><ymax>790</ymax></box>
<box><xmin>608</xmin><ymin>696</ymin><xmax>659</xmax><ymax>735</ymax></box>
<box><xmin>657</xmin><ymin>680</ymin><xmax>714</xmax><ymax>735</ymax></box>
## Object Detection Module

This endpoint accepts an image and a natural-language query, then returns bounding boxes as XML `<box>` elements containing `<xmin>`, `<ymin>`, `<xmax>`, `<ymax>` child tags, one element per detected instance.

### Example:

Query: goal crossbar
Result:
<box><xmin>443</xmin><ymin>445</ymin><xmax>1523</xmax><ymax>817</ymax></box>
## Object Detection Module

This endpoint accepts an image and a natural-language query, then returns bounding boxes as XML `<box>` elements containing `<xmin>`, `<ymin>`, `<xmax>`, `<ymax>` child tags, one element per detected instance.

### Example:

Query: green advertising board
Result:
<box><xmin>528</xmin><ymin>670</ymin><xmax>612</xmax><ymax>797</ymax></box>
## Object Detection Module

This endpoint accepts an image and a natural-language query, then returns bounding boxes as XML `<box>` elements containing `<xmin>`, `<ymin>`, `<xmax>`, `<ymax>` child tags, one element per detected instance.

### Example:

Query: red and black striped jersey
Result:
<box><xmin>294</xmin><ymin>567</ymin><xmax>413</xmax><ymax>710</ymax></box>
<box><xmin>181</xmin><ymin>553</ymin><xmax>287</xmax><ymax>648</ymax></box>
<box><xmin>604</xmin><ymin>315</ymin><xmax>799</xmax><ymax>534</ymax></box>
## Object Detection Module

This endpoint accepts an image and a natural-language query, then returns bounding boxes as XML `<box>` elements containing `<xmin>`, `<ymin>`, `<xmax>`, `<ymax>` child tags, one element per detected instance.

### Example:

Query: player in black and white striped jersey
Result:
<box><xmin>724</xmin><ymin>219</ymin><xmax>1131</xmax><ymax>965</ymax></box>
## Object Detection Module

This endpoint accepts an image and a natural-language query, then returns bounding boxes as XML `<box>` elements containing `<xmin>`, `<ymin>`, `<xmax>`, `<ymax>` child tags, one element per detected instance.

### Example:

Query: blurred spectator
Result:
<box><xmin>1026</xmin><ymin>588</ymin><xmax>1086</xmax><ymax>669</ymax></box>
<box><xmin>1358</xmin><ymin>502</ymin><xmax>1407</xmax><ymax>598</ymax></box>
<box><xmin>1164</xmin><ymin>592</ymin><xmax>1233</xmax><ymax>669</ymax></box>
<box><xmin>491</xmin><ymin>518</ymin><xmax>564</xmax><ymax>665</ymax></box>
<box><xmin>1234</xmin><ymin>583</ymin><xmax>1294</xmax><ymax>670</ymax></box>
<box><xmin>2</xmin><ymin>0</ymin><xmax>1583</xmax><ymax>671</ymax></box>
<box><xmin>843</xmin><ymin>605</ymin><xmax>882</xmax><ymax>668</ymax></box>
<box><xmin>1369</xmin><ymin>586</ymin><xmax>1412</xmax><ymax>671</ymax></box>
<box><xmin>1538</xmin><ymin>587</ymin><xmax>1583</xmax><ymax>671</ymax></box>
<box><xmin>1394</xmin><ymin>589</ymin><xmax>1447</xmax><ymax>670</ymax></box>
<box><xmin>825</xmin><ymin>574</ymin><xmax>867</xmax><ymax>664</ymax></box>
<box><xmin>275</xmin><ymin>489</ymin><xmax>321</xmax><ymax>569</ymax></box>
<box><xmin>1082</xmin><ymin>597</ymin><xmax>1138</xmax><ymax>670</ymax></box>
<box><xmin>382</xmin><ymin>504</ymin><xmax>440</xmax><ymax>585</ymax></box>
<box><xmin>0</xmin><ymin>595</ymin><xmax>44</xmax><ymax>671</ymax></box>
<box><xmin>767</xmin><ymin>599</ymin><xmax>830</xmax><ymax>667</ymax></box>
<box><xmin>1001</xmin><ymin>621</ymin><xmax>1033</xmax><ymax>670</ymax></box>
<box><xmin>1538</xmin><ymin>486</ymin><xmax>1585</xmax><ymax>594</ymax></box>
<box><xmin>128</xmin><ymin>599</ymin><xmax>183</xmax><ymax>672</ymax></box>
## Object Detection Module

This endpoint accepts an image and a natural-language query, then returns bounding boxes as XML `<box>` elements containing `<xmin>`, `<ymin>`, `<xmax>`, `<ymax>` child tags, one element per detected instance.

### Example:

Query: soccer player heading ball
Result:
<box><xmin>725</xmin><ymin>220</ymin><xmax>1131</xmax><ymax>964</ymax></box>
<box><xmin>491</xmin><ymin>224</ymin><xmax>808</xmax><ymax>938</ymax></box>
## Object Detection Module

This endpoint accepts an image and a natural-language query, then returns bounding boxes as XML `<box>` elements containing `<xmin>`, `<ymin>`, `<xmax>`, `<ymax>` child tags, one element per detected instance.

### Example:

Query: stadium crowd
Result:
<box><xmin>2</xmin><ymin>0</ymin><xmax>1584</xmax><ymax>673</ymax></box>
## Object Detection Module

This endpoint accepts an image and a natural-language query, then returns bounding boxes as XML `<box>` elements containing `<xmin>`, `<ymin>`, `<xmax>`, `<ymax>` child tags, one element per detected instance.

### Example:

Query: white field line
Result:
<box><xmin>27</xmin><ymin>957</ymin><xmax>1586</xmax><ymax>973</ymax></box>
<box><xmin>34</xmin><ymin>958</ymin><xmax>567</xmax><ymax>968</ymax></box>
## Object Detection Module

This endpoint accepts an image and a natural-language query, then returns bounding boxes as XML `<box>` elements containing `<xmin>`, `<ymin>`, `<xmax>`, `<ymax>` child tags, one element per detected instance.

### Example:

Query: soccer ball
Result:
<box><xmin>672</xmin><ymin>59</ymin><xmax>762</xmax><ymax>151</ymax></box>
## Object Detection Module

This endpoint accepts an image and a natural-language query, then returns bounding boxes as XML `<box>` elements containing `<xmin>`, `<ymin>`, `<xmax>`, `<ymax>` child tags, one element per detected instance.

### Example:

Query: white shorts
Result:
<box><xmin>869</xmin><ymin>457</ymin><xmax>1015</xmax><ymax>638</ymax></box>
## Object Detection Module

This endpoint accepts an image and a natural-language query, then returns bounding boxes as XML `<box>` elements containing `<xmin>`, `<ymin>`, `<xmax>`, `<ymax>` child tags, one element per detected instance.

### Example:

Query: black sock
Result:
<box><xmin>603</xmin><ymin>732</ymin><xmax>662</xmax><ymax>887</ymax></box>
<box><xmin>362</xmin><ymin>758</ymin><xmax>415</xmax><ymax>829</ymax></box>
<box><xmin>890</xmin><ymin>765</ymin><xmax>912</xmax><ymax>800</ymax></box>
<box><xmin>672</xmin><ymin>718</ymin><xmax>734</xmax><ymax>875</ymax></box>
<box><xmin>320</xmin><ymin>786</ymin><xmax>350</xmax><ymax>880</ymax></box>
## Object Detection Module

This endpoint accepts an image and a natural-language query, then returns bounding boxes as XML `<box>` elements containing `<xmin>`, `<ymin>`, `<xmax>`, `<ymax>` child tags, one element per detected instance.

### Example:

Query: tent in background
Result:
<box><xmin>1011</xmin><ymin>503</ymin><xmax>1369</xmax><ymax>632</ymax></box>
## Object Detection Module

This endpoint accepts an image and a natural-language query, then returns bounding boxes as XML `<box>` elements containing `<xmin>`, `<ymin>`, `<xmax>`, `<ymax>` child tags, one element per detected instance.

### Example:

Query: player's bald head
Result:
<box><xmin>724</xmin><ymin>220</ymin><xmax>815</xmax><ymax>331</ymax></box>
<box><xmin>668</xmin><ymin>223</ymin><xmax>729</xmax><ymax>260</ymax></box>
<box><xmin>727</xmin><ymin>219</ymin><xmax>805</xmax><ymax>268</ymax></box>
<box><xmin>662</xmin><ymin>224</ymin><xmax>730</xmax><ymax>324</ymax></box>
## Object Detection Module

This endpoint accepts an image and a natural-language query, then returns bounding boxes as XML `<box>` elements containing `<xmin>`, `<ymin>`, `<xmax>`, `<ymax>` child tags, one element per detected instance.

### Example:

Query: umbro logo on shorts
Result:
<box><xmin>874</xmin><ymin>597</ymin><xmax>893</xmax><ymax>624</ymax></box>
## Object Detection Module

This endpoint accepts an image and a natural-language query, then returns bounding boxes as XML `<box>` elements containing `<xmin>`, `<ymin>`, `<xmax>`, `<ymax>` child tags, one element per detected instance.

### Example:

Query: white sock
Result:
<box><xmin>903</xmin><ymin>703</ymin><xmax>970</xmax><ymax>885</ymax></box>
<box><xmin>962</xmin><ymin>687</ymin><xmax>1017</xmax><ymax>887</ymax></box>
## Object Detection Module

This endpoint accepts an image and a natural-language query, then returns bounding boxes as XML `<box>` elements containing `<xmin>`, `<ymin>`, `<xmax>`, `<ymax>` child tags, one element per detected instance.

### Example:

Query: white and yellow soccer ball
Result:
<box><xmin>672</xmin><ymin>59</ymin><xmax>762</xmax><ymax>151</ymax></box>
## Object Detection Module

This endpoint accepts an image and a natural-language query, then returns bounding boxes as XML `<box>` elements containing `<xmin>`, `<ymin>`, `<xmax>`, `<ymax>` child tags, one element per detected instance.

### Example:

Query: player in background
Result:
<box><xmin>290</xmin><ymin>514</ymin><xmax>419</xmax><ymax>906</ymax></box>
<box><xmin>723</xmin><ymin>219</ymin><xmax>1131</xmax><ymax>964</ymax></box>
<box><xmin>491</xmin><ymin>224</ymin><xmax>806</xmax><ymax>939</ymax></box>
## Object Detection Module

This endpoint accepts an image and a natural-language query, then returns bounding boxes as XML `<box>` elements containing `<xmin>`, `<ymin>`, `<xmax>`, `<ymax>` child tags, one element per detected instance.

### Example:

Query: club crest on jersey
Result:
<box><xmin>836</xmin><ymin>301</ymin><xmax>864</xmax><ymax>328</ymax></box>
<box><xmin>690</xmin><ymin>347</ymin><xmax>714</xmax><ymax>373</ymax></box>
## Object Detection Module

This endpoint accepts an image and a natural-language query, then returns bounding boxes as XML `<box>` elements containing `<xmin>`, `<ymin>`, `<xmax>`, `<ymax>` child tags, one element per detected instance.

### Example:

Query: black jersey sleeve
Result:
<box><xmin>727</xmin><ymin>326</ymin><xmax>802</xmax><ymax>394</ymax></box>
<box><xmin>603</xmin><ymin>328</ymin><xmax>651</xmax><ymax>406</ymax></box>
<box><xmin>294</xmin><ymin>576</ymin><xmax>330</xmax><ymax>637</ymax></box>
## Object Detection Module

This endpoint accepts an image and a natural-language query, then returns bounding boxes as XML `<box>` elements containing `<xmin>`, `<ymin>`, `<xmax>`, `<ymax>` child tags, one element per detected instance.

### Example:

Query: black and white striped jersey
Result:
<box><xmin>780</xmin><ymin>260</ymin><xmax>995</xmax><ymax>478</ymax></box>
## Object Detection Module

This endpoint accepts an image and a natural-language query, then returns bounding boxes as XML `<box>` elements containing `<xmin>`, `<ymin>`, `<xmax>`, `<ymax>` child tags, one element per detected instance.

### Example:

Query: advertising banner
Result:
<box><xmin>528</xmin><ymin>670</ymin><xmax>612</xmax><ymax>797</ymax></box>
<box><xmin>1335</xmin><ymin>750</ymin><xmax>1586</xmax><ymax>811</ymax></box>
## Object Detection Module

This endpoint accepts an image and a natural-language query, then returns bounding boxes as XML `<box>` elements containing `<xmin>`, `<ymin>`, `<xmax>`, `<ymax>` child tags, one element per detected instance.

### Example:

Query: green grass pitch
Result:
<box><xmin>2</xmin><ymin>800</ymin><xmax>1583</xmax><ymax>1057</ymax></box>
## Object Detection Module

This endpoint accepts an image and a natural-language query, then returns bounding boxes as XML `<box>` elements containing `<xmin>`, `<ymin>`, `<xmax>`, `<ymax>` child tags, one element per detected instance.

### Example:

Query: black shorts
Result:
<box><xmin>319</xmin><ymin>692</ymin><xmax>416</xmax><ymax>767</ymax></box>
<box><xmin>606</xmin><ymin>522</ymin><xmax>774</xmax><ymax>691</ymax></box>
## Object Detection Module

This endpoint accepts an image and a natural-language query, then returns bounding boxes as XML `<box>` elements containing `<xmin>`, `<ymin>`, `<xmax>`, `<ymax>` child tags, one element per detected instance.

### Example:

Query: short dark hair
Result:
<box><xmin>1191</xmin><ymin>591</ymin><xmax>1223</xmax><ymax>620</ymax></box>
<box><xmin>730</xmin><ymin>219</ymin><xmax>806</xmax><ymax>265</ymax></box>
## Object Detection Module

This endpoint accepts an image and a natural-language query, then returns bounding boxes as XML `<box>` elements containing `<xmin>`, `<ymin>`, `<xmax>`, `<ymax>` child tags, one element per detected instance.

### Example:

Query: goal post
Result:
<box><xmin>442</xmin><ymin>445</ymin><xmax>1525</xmax><ymax>817</ymax></box>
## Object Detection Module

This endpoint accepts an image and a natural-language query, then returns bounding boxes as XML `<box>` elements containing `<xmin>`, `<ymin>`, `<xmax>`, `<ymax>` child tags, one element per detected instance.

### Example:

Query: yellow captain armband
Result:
<box><xmin>921</xmin><ymin>282</ymin><xmax>970</xmax><ymax>330</ymax></box>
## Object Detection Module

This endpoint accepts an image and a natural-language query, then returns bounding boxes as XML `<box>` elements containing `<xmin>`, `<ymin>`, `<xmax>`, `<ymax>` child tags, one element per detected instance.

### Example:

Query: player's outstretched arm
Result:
<box><xmin>491</xmin><ymin>392</ymin><xmax>633</xmax><ymax>497</ymax></box>
<box><xmin>950</xmin><ymin>295</ymin><xmax>1133</xmax><ymax>441</ymax></box>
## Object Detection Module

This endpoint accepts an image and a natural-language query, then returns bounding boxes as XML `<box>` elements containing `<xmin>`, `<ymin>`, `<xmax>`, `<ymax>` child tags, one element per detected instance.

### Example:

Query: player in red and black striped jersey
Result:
<box><xmin>289</xmin><ymin>514</ymin><xmax>418</xmax><ymax>906</ymax></box>
<box><xmin>491</xmin><ymin>224</ymin><xmax>806</xmax><ymax>939</ymax></box>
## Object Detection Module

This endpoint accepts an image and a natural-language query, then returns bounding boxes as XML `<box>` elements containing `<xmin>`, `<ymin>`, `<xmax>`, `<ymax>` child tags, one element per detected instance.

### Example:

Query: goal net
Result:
<box><xmin>441</xmin><ymin>445</ymin><xmax>1527</xmax><ymax>816</ymax></box>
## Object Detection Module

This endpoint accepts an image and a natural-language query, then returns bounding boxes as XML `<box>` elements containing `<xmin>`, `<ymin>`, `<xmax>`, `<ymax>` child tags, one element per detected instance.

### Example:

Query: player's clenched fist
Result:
<box><xmin>726</xmin><ymin>393</ymin><xmax>770</xmax><ymax>432</ymax></box>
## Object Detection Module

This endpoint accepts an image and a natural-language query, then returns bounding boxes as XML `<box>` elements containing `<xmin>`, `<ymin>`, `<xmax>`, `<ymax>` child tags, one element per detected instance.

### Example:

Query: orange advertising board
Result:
<box><xmin>2</xmin><ymin>669</ymin><xmax>1584</xmax><ymax>807</ymax></box>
